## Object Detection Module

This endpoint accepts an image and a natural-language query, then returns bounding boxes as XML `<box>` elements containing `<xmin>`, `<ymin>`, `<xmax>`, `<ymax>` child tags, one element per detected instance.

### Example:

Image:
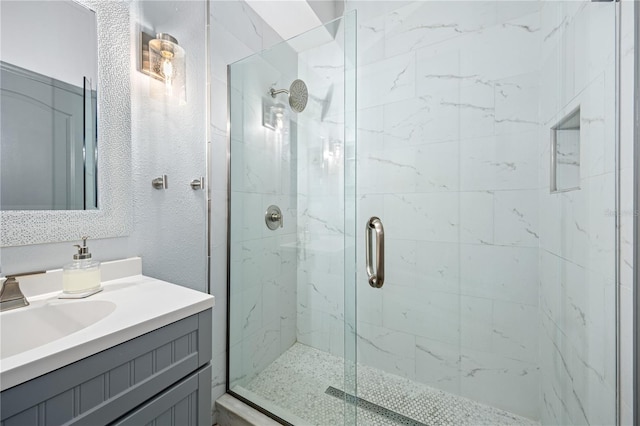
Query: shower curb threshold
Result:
<box><xmin>216</xmin><ymin>393</ymin><xmax>283</xmax><ymax>426</ymax></box>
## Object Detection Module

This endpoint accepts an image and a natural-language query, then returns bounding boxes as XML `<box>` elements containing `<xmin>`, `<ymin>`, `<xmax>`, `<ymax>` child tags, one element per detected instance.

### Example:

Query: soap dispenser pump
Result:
<box><xmin>59</xmin><ymin>237</ymin><xmax>102</xmax><ymax>299</ymax></box>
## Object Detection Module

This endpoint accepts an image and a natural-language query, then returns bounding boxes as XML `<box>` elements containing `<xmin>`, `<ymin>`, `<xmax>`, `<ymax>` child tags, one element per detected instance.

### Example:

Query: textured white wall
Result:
<box><xmin>129</xmin><ymin>0</ymin><xmax>207</xmax><ymax>293</ymax></box>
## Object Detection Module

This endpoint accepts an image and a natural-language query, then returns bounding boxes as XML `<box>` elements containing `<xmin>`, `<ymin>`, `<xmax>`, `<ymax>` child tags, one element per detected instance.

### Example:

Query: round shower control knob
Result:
<box><xmin>265</xmin><ymin>205</ymin><xmax>283</xmax><ymax>230</ymax></box>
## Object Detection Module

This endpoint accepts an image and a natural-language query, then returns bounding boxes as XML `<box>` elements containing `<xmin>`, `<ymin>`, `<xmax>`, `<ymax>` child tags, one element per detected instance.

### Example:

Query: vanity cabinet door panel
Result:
<box><xmin>112</xmin><ymin>365</ymin><xmax>212</xmax><ymax>426</ymax></box>
<box><xmin>1</xmin><ymin>406</ymin><xmax>38</xmax><ymax>426</ymax></box>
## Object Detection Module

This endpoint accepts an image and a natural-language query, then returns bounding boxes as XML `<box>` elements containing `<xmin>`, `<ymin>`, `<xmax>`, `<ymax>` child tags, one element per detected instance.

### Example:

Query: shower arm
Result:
<box><xmin>270</xmin><ymin>88</ymin><xmax>289</xmax><ymax>98</ymax></box>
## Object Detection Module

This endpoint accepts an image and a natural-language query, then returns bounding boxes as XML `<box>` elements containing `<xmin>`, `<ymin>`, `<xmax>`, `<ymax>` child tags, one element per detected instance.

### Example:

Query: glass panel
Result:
<box><xmin>351</xmin><ymin>1</ymin><xmax>618</xmax><ymax>425</ymax></box>
<box><xmin>228</xmin><ymin>12</ymin><xmax>357</xmax><ymax>425</ymax></box>
<box><xmin>343</xmin><ymin>10</ymin><xmax>358</xmax><ymax>426</ymax></box>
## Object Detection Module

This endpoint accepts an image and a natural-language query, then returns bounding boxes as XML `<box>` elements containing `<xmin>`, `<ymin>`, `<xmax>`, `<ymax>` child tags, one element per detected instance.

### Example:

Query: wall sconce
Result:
<box><xmin>141</xmin><ymin>32</ymin><xmax>186</xmax><ymax>103</ymax></box>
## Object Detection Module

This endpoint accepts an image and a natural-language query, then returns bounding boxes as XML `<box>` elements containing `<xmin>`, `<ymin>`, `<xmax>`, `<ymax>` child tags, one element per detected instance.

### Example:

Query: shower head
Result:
<box><xmin>270</xmin><ymin>79</ymin><xmax>308</xmax><ymax>113</ymax></box>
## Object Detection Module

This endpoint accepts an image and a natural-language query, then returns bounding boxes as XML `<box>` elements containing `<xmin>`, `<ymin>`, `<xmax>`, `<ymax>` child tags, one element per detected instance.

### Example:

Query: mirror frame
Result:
<box><xmin>0</xmin><ymin>0</ymin><xmax>132</xmax><ymax>247</ymax></box>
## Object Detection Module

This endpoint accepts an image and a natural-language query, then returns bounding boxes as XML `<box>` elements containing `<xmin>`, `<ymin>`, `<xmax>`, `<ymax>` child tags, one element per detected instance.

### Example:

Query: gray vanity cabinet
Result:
<box><xmin>0</xmin><ymin>309</ymin><xmax>212</xmax><ymax>426</ymax></box>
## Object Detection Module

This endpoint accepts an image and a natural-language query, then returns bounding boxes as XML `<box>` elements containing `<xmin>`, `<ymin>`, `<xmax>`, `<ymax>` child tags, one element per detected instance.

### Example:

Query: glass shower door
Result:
<box><xmin>227</xmin><ymin>12</ymin><xmax>357</xmax><ymax>426</ymax></box>
<box><xmin>353</xmin><ymin>1</ymin><xmax>618</xmax><ymax>425</ymax></box>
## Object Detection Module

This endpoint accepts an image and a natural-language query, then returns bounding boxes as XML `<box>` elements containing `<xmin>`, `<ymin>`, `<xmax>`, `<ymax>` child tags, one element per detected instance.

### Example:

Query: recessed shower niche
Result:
<box><xmin>551</xmin><ymin>107</ymin><xmax>581</xmax><ymax>192</ymax></box>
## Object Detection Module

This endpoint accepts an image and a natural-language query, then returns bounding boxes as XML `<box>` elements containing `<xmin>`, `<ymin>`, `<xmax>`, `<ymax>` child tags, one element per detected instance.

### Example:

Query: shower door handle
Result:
<box><xmin>365</xmin><ymin>217</ymin><xmax>385</xmax><ymax>288</ymax></box>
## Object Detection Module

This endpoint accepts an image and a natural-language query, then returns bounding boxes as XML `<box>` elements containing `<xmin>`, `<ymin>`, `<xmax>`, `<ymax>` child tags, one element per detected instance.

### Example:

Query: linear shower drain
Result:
<box><xmin>325</xmin><ymin>386</ymin><xmax>427</xmax><ymax>426</ymax></box>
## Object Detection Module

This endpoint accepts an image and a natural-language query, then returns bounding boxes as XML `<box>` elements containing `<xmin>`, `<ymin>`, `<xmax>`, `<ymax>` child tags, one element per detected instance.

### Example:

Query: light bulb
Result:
<box><xmin>162</xmin><ymin>59</ymin><xmax>173</xmax><ymax>79</ymax></box>
<box><xmin>162</xmin><ymin>59</ymin><xmax>173</xmax><ymax>95</ymax></box>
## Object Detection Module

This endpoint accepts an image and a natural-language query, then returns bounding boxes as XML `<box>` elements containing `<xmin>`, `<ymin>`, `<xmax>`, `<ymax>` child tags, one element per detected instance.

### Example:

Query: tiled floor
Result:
<box><xmin>240</xmin><ymin>343</ymin><xmax>539</xmax><ymax>426</ymax></box>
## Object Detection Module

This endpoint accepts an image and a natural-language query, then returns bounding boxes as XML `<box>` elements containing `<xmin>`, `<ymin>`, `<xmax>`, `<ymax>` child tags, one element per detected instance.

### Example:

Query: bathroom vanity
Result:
<box><xmin>0</xmin><ymin>258</ymin><xmax>214</xmax><ymax>426</ymax></box>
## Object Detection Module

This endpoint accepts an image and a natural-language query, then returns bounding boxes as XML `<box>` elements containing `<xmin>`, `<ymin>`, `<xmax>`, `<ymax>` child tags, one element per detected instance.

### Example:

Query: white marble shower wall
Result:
<box><xmin>227</xmin><ymin>36</ymin><xmax>300</xmax><ymax>388</ymax></box>
<box><xmin>619</xmin><ymin>1</ymin><xmax>635</xmax><ymax>424</ymax></box>
<box><xmin>537</xmin><ymin>1</ymin><xmax>618</xmax><ymax>425</ymax></box>
<box><xmin>209</xmin><ymin>1</ymin><xmax>292</xmax><ymax>421</ymax></box>
<box><xmin>293</xmin><ymin>1</ymin><xmax>621</xmax><ymax>423</ymax></box>
<box><xmin>295</xmin><ymin>25</ymin><xmax>349</xmax><ymax>359</ymax></box>
<box><xmin>309</xmin><ymin>0</ymin><xmax>542</xmax><ymax>419</ymax></box>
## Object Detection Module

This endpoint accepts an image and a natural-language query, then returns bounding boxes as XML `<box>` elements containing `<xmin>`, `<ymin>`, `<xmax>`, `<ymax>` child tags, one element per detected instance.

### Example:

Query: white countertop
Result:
<box><xmin>0</xmin><ymin>258</ymin><xmax>214</xmax><ymax>391</ymax></box>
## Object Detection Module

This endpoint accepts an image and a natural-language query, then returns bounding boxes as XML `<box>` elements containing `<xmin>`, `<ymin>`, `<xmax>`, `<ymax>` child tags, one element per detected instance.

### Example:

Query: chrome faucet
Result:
<box><xmin>0</xmin><ymin>271</ymin><xmax>44</xmax><ymax>312</ymax></box>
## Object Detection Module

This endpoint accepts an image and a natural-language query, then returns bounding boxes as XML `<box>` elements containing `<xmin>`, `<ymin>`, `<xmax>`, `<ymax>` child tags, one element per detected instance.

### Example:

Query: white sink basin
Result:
<box><xmin>0</xmin><ymin>300</ymin><xmax>116</xmax><ymax>359</ymax></box>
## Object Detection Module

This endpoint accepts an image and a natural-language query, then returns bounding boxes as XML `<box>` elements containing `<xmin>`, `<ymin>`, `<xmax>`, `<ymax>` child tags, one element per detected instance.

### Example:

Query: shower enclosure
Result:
<box><xmin>227</xmin><ymin>2</ymin><xmax>620</xmax><ymax>425</ymax></box>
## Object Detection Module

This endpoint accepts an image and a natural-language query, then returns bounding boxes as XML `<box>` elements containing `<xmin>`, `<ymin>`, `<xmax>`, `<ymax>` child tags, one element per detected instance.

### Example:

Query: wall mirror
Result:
<box><xmin>1</xmin><ymin>1</ymin><xmax>97</xmax><ymax>211</ymax></box>
<box><xmin>0</xmin><ymin>0</ymin><xmax>132</xmax><ymax>246</ymax></box>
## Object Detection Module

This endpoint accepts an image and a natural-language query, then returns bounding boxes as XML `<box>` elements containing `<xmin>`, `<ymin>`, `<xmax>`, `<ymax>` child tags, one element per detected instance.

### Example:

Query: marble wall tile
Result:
<box><xmin>384</xmin><ymin>238</ymin><xmax>419</xmax><ymax>287</ymax></box>
<box><xmin>459</xmin><ymin>244</ymin><xmax>538</xmax><ymax>306</ymax></box>
<box><xmin>241</xmin><ymin>322</ymin><xmax>282</xmax><ymax>384</ymax></box>
<box><xmin>229</xmin><ymin>286</ymin><xmax>263</xmax><ymax>348</ymax></box>
<box><xmin>358</xmin><ymin>15</ymin><xmax>386</xmax><ymax>66</ymax></box>
<box><xmin>460</xmin><ymin>295</ymin><xmax>493</xmax><ymax>352</ymax></box>
<box><xmin>414</xmin><ymin>337</ymin><xmax>461</xmax><ymax>394</ymax></box>
<box><xmin>358</xmin><ymin>51</ymin><xmax>416</xmax><ymax>109</ymax></box>
<box><xmin>457</xmin><ymin>13</ymin><xmax>541</xmax><ymax>82</ymax></box>
<box><xmin>579</xmin><ymin>74</ymin><xmax>607</xmax><ymax>178</ymax></box>
<box><xmin>383</xmin><ymin>95</ymin><xmax>459</xmax><ymax>146</ymax></box>
<box><xmin>493</xmin><ymin>189</ymin><xmax>539</xmax><ymax>247</ymax></box>
<box><xmin>230</xmin><ymin>191</ymin><xmax>263</xmax><ymax>243</ymax></box>
<box><xmin>211</xmin><ymin>0</ymin><xmax>263</xmax><ymax>53</ymax></box>
<box><xmin>357</xmin><ymin>106</ymin><xmax>385</xmax><ymax>155</ymax></box>
<box><xmin>460</xmin><ymin>136</ymin><xmax>499</xmax><ymax>191</ymax></box>
<box><xmin>539</xmin><ymin>309</ymin><xmax>615</xmax><ymax>426</ymax></box>
<box><xmin>460</xmin><ymin>191</ymin><xmax>494</xmax><ymax>245</ymax></box>
<box><xmin>460</xmin><ymin>133</ymin><xmax>539</xmax><ymax>193</ymax></box>
<box><xmin>492</xmin><ymin>300</ymin><xmax>538</xmax><ymax>364</ymax></box>
<box><xmin>460</xmin><ymin>349</ymin><xmax>539</xmax><ymax>420</ymax></box>
<box><xmin>296</xmin><ymin>307</ymin><xmax>330</xmax><ymax>352</ymax></box>
<box><xmin>357</xmin><ymin>322</ymin><xmax>416</xmax><ymax>379</ymax></box>
<box><xmin>357</xmin><ymin>283</ymin><xmax>384</xmax><ymax>327</ymax></box>
<box><xmin>358</xmin><ymin>146</ymin><xmax>422</xmax><ymax>194</ymax></box>
<box><xmin>415</xmin><ymin>48</ymin><xmax>461</xmax><ymax>100</ymax></box>
<box><xmin>415</xmin><ymin>140</ymin><xmax>460</xmax><ymax>192</ymax></box>
<box><xmin>384</xmin><ymin>2</ymin><xmax>497</xmax><ymax>57</ymax></box>
<box><xmin>494</xmin><ymin>73</ymin><xmax>540</xmax><ymax>136</ymax></box>
<box><xmin>459</xmin><ymin>81</ymin><xmax>495</xmax><ymax>140</ymax></box>
<box><xmin>415</xmin><ymin>241</ymin><xmax>460</xmax><ymax>294</ymax></box>
<box><xmin>496</xmin><ymin>1</ymin><xmax>540</xmax><ymax>24</ymax></box>
<box><xmin>383</xmin><ymin>192</ymin><xmax>460</xmax><ymax>242</ymax></box>
<box><xmin>382</xmin><ymin>285</ymin><xmax>460</xmax><ymax>345</ymax></box>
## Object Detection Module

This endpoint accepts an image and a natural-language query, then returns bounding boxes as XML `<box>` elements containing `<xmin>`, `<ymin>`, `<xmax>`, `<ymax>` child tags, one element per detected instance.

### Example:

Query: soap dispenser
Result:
<box><xmin>59</xmin><ymin>237</ymin><xmax>102</xmax><ymax>298</ymax></box>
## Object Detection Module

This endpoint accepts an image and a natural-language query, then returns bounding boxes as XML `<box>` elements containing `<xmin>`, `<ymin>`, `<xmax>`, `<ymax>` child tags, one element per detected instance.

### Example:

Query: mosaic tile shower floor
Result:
<box><xmin>241</xmin><ymin>343</ymin><xmax>539</xmax><ymax>426</ymax></box>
